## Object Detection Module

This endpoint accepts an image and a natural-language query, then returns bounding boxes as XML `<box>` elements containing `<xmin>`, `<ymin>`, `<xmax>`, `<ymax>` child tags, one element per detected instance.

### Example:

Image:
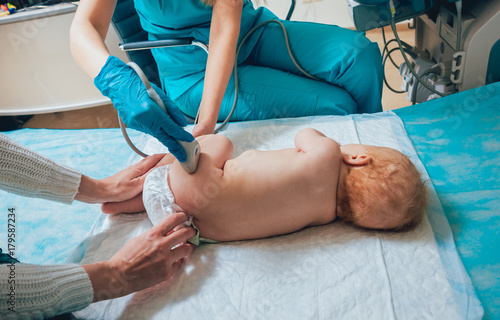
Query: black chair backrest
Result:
<box><xmin>111</xmin><ymin>0</ymin><xmax>161</xmax><ymax>87</ymax></box>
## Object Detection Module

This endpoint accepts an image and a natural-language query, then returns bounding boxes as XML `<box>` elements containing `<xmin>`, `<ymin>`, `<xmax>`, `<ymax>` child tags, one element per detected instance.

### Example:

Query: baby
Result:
<box><xmin>143</xmin><ymin>128</ymin><xmax>427</xmax><ymax>244</ymax></box>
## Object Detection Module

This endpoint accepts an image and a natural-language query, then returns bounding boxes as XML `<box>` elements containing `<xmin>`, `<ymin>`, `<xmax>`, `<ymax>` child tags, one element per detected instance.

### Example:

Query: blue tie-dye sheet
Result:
<box><xmin>395</xmin><ymin>82</ymin><xmax>500</xmax><ymax>320</ymax></box>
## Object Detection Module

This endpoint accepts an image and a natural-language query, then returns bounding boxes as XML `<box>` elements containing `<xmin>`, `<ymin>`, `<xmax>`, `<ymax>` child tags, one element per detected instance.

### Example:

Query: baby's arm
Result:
<box><xmin>294</xmin><ymin>128</ymin><xmax>339</xmax><ymax>154</ymax></box>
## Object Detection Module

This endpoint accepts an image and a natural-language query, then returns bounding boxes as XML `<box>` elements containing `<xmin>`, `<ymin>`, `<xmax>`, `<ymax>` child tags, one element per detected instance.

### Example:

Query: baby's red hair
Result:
<box><xmin>337</xmin><ymin>149</ymin><xmax>428</xmax><ymax>232</ymax></box>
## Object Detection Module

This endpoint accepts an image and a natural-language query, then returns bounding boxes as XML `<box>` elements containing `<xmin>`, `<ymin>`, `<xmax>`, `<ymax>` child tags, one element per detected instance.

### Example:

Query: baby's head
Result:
<box><xmin>336</xmin><ymin>144</ymin><xmax>427</xmax><ymax>232</ymax></box>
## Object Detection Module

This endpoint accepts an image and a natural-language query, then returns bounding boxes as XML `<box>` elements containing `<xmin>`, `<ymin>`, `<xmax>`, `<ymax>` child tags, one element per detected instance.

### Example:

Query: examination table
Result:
<box><xmin>0</xmin><ymin>82</ymin><xmax>498</xmax><ymax>319</ymax></box>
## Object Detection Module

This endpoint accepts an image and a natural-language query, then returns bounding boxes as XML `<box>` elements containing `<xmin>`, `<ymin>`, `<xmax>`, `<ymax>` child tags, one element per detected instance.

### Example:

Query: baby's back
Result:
<box><xmin>170</xmin><ymin>138</ymin><xmax>339</xmax><ymax>242</ymax></box>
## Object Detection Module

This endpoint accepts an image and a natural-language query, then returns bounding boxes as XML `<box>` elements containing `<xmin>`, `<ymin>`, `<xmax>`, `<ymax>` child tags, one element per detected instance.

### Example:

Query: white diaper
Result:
<box><xmin>143</xmin><ymin>165</ymin><xmax>185</xmax><ymax>225</ymax></box>
<box><xmin>143</xmin><ymin>165</ymin><xmax>216</xmax><ymax>245</ymax></box>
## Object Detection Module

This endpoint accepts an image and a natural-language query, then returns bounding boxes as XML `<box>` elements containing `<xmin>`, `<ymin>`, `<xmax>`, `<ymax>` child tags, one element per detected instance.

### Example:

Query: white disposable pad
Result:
<box><xmin>70</xmin><ymin>112</ymin><xmax>482</xmax><ymax>320</ymax></box>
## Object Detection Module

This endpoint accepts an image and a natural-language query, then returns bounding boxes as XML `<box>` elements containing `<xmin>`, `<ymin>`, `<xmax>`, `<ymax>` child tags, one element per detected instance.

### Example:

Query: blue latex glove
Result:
<box><xmin>94</xmin><ymin>56</ymin><xmax>193</xmax><ymax>162</ymax></box>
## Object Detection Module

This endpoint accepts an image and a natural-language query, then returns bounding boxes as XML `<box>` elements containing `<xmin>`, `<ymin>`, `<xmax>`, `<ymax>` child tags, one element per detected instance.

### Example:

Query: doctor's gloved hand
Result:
<box><xmin>94</xmin><ymin>56</ymin><xmax>194</xmax><ymax>162</ymax></box>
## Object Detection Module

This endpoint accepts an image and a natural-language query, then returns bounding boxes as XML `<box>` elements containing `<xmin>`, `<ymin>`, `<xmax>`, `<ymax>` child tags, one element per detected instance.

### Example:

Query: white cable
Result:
<box><xmin>118</xmin><ymin>117</ymin><xmax>148</xmax><ymax>157</ymax></box>
<box><xmin>117</xmin><ymin>62</ymin><xmax>163</xmax><ymax>159</ymax></box>
<box><xmin>119</xmin><ymin>62</ymin><xmax>201</xmax><ymax>174</ymax></box>
<box><xmin>410</xmin><ymin>66</ymin><xmax>442</xmax><ymax>105</ymax></box>
<box><xmin>390</xmin><ymin>19</ymin><xmax>445</xmax><ymax>97</ymax></box>
<box><xmin>213</xmin><ymin>19</ymin><xmax>320</xmax><ymax>134</ymax></box>
<box><xmin>124</xmin><ymin>19</ymin><xmax>322</xmax><ymax>141</ymax></box>
<box><xmin>456</xmin><ymin>0</ymin><xmax>463</xmax><ymax>51</ymax></box>
<box><xmin>451</xmin><ymin>0</ymin><xmax>463</xmax><ymax>94</ymax></box>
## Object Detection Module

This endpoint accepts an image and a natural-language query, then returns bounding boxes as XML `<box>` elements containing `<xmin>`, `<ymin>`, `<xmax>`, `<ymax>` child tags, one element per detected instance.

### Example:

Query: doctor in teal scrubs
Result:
<box><xmin>71</xmin><ymin>0</ymin><xmax>382</xmax><ymax>161</ymax></box>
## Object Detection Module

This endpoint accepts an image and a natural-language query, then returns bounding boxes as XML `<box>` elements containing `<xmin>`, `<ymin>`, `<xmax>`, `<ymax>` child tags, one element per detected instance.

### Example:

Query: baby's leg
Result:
<box><xmin>143</xmin><ymin>134</ymin><xmax>233</xmax><ymax>223</ymax></box>
<box><xmin>196</xmin><ymin>134</ymin><xmax>234</xmax><ymax>170</ymax></box>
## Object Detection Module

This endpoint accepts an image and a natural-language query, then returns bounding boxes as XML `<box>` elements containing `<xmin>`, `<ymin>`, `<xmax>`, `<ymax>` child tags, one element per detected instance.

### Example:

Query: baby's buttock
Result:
<box><xmin>168</xmin><ymin>163</ymin><xmax>221</xmax><ymax>211</ymax></box>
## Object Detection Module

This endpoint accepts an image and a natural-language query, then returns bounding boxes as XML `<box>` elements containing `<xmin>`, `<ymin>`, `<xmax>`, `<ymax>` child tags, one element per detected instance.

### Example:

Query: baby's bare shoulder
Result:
<box><xmin>300</xmin><ymin>138</ymin><xmax>340</xmax><ymax>164</ymax></box>
<box><xmin>295</xmin><ymin>140</ymin><xmax>341</xmax><ymax>184</ymax></box>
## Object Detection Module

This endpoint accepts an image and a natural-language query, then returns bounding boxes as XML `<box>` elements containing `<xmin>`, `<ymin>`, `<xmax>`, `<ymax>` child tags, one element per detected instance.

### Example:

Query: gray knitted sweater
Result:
<box><xmin>0</xmin><ymin>133</ymin><xmax>93</xmax><ymax>319</ymax></box>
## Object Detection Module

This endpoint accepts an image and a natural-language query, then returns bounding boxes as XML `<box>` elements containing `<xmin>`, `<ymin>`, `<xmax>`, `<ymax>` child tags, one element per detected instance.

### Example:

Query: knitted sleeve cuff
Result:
<box><xmin>0</xmin><ymin>263</ymin><xmax>94</xmax><ymax>319</ymax></box>
<box><xmin>41</xmin><ymin>163</ymin><xmax>82</xmax><ymax>204</ymax></box>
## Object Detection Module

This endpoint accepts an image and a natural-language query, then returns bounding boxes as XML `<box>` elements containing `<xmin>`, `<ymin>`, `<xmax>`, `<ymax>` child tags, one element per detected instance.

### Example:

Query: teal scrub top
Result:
<box><xmin>133</xmin><ymin>0</ymin><xmax>277</xmax><ymax>99</ymax></box>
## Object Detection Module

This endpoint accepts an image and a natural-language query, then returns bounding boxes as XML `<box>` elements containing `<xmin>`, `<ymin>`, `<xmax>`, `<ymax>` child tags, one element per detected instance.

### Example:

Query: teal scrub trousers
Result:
<box><xmin>176</xmin><ymin>20</ymin><xmax>383</xmax><ymax>121</ymax></box>
<box><xmin>136</xmin><ymin>1</ymin><xmax>383</xmax><ymax>121</ymax></box>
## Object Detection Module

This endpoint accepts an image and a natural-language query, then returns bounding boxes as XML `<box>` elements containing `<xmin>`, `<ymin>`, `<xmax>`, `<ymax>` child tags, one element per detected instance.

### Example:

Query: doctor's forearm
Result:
<box><xmin>70</xmin><ymin>22</ymin><xmax>111</xmax><ymax>79</ymax></box>
<box><xmin>70</xmin><ymin>0</ymin><xmax>116</xmax><ymax>78</ymax></box>
<box><xmin>199</xmin><ymin>49</ymin><xmax>235</xmax><ymax>126</ymax></box>
<box><xmin>198</xmin><ymin>0</ymin><xmax>242</xmax><ymax>126</ymax></box>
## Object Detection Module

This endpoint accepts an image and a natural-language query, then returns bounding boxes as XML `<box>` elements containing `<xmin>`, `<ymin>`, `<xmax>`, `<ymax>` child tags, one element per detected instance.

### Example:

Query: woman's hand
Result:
<box><xmin>83</xmin><ymin>212</ymin><xmax>196</xmax><ymax>302</ymax></box>
<box><xmin>101</xmin><ymin>153</ymin><xmax>177</xmax><ymax>214</ymax></box>
<box><xmin>75</xmin><ymin>154</ymin><xmax>167</xmax><ymax>207</ymax></box>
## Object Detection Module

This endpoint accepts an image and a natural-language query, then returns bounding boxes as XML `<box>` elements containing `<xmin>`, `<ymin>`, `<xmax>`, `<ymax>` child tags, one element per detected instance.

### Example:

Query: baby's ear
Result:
<box><xmin>342</xmin><ymin>153</ymin><xmax>371</xmax><ymax>166</ymax></box>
